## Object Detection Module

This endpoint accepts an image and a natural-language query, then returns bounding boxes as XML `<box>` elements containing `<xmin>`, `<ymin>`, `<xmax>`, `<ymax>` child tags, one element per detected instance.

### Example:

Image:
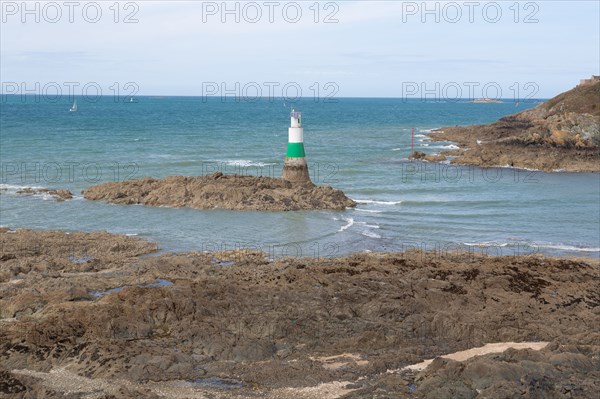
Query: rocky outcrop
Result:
<box><xmin>82</xmin><ymin>173</ymin><xmax>355</xmax><ymax>211</ymax></box>
<box><xmin>1</xmin><ymin>229</ymin><xmax>599</xmax><ymax>398</ymax></box>
<box><xmin>429</xmin><ymin>81</ymin><xmax>600</xmax><ymax>172</ymax></box>
<box><xmin>14</xmin><ymin>188</ymin><xmax>73</xmax><ymax>201</ymax></box>
<box><xmin>411</xmin><ymin>151</ymin><xmax>447</xmax><ymax>163</ymax></box>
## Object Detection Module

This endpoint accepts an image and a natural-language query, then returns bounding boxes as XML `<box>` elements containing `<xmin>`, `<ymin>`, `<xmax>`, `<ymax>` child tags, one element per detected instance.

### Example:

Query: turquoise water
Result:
<box><xmin>1</xmin><ymin>96</ymin><xmax>599</xmax><ymax>259</ymax></box>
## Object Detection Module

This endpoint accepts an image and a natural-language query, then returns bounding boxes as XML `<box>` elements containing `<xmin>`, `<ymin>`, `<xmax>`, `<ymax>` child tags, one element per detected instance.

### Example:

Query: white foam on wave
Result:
<box><xmin>223</xmin><ymin>160</ymin><xmax>277</xmax><ymax>167</ymax></box>
<box><xmin>392</xmin><ymin>148</ymin><xmax>402</xmax><ymax>151</ymax></box>
<box><xmin>354</xmin><ymin>208</ymin><xmax>383</xmax><ymax>214</ymax></box>
<box><xmin>538</xmin><ymin>244</ymin><xmax>600</xmax><ymax>253</ymax></box>
<box><xmin>361</xmin><ymin>231</ymin><xmax>382</xmax><ymax>239</ymax></box>
<box><xmin>338</xmin><ymin>217</ymin><xmax>354</xmax><ymax>232</ymax></box>
<box><xmin>353</xmin><ymin>199</ymin><xmax>402</xmax><ymax>206</ymax></box>
<box><xmin>463</xmin><ymin>242</ymin><xmax>508</xmax><ymax>248</ymax></box>
<box><xmin>441</xmin><ymin>144</ymin><xmax>460</xmax><ymax>150</ymax></box>
<box><xmin>356</xmin><ymin>221</ymin><xmax>380</xmax><ymax>229</ymax></box>
<box><xmin>0</xmin><ymin>184</ymin><xmax>61</xmax><ymax>201</ymax></box>
<box><xmin>0</xmin><ymin>184</ymin><xmax>46</xmax><ymax>194</ymax></box>
<box><xmin>462</xmin><ymin>241</ymin><xmax>599</xmax><ymax>253</ymax></box>
<box><xmin>497</xmin><ymin>164</ymin><xmax>541</xmax><ymax>172</ymax></box>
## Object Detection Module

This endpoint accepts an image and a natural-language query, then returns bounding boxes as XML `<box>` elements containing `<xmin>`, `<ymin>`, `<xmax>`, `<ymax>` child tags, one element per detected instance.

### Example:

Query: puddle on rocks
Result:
<box><xmin>92</xmin><ymin>286</ymin><xmax>124</xmax><ymax>298</ymax></box>
<box><xmin>68</xmin><ymin>255</ymin><xmax>94</xmax><ymax>264</ymax></box>
<box><xmin>92</xmin><ymin>279</ymin><xmax>173</xmax><ymax>298</ymax></box>
<box><xmin>211</xmin><ymin>257</ymin><xmax>235</xmax><ymax>267</ymax></box>
<box><xmin>142</xmin><ymin>278</ymin><xmax>173</xmax><ymax>288</ymax></box>
<box><xmin>184</xmin><ymin>377</ymin><xmax>245</xmax><ymax>390</ymax></box>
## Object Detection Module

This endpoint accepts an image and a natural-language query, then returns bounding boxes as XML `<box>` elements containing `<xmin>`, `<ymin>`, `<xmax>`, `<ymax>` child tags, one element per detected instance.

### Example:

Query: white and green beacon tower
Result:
<box><xmin>282</xmin><ymin>109</ymin><xmax>311</xmax><ymax>183</ymax></box>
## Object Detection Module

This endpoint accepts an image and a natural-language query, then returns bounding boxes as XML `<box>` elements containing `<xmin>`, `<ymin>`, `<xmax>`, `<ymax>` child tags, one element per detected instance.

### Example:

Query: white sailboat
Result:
<box><xmin>69</xmin><ymin>99</ymin><xmax>77</xmax><ymax>112</ymax></box>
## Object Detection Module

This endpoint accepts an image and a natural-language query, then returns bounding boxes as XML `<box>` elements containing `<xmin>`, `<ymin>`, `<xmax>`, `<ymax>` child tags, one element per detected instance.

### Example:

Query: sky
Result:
<box><xmin>1</xmin><ymin>0</ymin><xmax>599</xmax><ymax>98</ymax></box>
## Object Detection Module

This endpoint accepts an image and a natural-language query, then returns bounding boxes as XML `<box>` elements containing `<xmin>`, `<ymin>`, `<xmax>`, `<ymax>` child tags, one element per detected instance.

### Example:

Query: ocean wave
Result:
<box><xmin>222</xmin><ymin>160</ymin><xmax>277</xmax><ymax>167</ymax></box>
<box><xmin>0</xmin><ymin>184</ymin><xmax>46</xmax><ymax>194</ymax></box>
<box><xmin>463</xmin><ymin>242</ymin><xmax>508</xmax><ymax>248</ymax></box>
<box><xmin>364</xmin><ymin>224</ymin><xmax>380</xmax><ymax>229</ymax></box>
<box><xmin>392</xmin><ymin>148</ymin><xmax>402</xmax><ymax>151</ymax></box>
<box><xmin>338</xmin><ymin>217</ymin><xmax>354</xmax><ymax>232</ymax></box>
<box><xmin>361</xmin><ymin>231</ymin><xmax>382</xmax><ymax>239</ymax></box>
<box><xmin>354</xmin><ymin>208</ymin><xmax>383</xmax><ymax>213</ymax></box>
<box><xmin>356</xmin><ymin>221</ymin><xmax>380</xmax><ymax>229</ymax></box>
<box><xmin>496</xmin><ymin>164</ymin><xmax>541</xmax><ymax>172</ymax></box>
<box><xmin>441</xmin><ymin>144</ymin><xmax>460</xmax><ymax>150</ymax></box>
<box><xmin>353</xmin><ymin>199</ymin><xmax>402</xmax><ymax>205</ymax></box>
<box><xmin>461</xmin><ymin>241</ymin><xmax>599</xmax><ymax>253</ymax></box>
<box><xmin>537</xmin><ymin>244</ymin><xmax>600</xmax><ymax>253</ymax></box>
<box><xmin>0</xmin><ymin>184</ymin><xmax>60</xmax><ymax>201</ymax></box>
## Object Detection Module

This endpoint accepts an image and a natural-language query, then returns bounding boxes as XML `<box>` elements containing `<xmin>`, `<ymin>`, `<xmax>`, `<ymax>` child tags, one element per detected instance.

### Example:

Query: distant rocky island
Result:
<box><xmin>429</xmin><ymin>81</ymin><xmax>600</xmax><ymax>172</ymax></box>
<box><xmin>470</xmin><ymin>98</ymin><xmax>503</xmax><ymax>103</ymax></box>
<box><xmin>83</xmin><ymin>172</ymin><xmax>356</xmax><ymax>211</ymax></box>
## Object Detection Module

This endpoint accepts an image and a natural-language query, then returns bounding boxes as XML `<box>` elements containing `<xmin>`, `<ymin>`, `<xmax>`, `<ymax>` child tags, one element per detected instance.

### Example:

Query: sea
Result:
<box><xmin>1</xmin><ymin>95</ymin><xmax>599</xmax><ymax>260</ymax></box>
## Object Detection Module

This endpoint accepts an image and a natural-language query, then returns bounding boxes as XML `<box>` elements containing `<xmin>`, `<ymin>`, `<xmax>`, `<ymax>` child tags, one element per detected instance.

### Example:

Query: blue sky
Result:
<box><xmin>1</xmin><ymin>1</ymin><xmax>599</xmax><ymax>98</ymax></box>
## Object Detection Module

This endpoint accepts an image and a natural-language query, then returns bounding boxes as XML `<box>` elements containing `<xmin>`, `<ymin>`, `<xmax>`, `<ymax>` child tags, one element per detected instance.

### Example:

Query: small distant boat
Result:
<box><xmin>69</xmin><ymin>100</ymin><xmax>77</xmax><ymax>112</ymax></box>
<box><xmin>125</xmin><ymin>97</ymin><xmax>138</xmax><ymax>103</ymax></box>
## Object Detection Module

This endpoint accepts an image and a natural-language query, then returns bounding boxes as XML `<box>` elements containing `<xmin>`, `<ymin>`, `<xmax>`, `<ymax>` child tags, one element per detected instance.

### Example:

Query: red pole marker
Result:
<box><xmin>411</xmin><ymin>127</ymin><xmax>415</xmax><ymax>159</ymax></box>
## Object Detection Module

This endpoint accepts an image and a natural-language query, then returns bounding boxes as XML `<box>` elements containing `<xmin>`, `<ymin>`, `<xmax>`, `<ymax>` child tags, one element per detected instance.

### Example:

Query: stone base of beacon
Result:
<box><xmin>282</xmin><ymin>157</ymin><xmax>311</xmax><ymax>183</ymax></box>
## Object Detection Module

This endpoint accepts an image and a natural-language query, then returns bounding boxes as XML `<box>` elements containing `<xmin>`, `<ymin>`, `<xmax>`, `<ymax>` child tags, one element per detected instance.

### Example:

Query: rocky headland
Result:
<box><xmin>82</xmin><ymin>173</ymin><xmax>356</xmax><ymax>211</ymax></box>
<box><xmin>428</xmin><ymin>81</ymin><xmax>600</xmax><ymax>172</ymax></box>
<box><xmin>1</xmin><ymin>228</ymin><xmax>599</xmax><ymax>398</ymax></box>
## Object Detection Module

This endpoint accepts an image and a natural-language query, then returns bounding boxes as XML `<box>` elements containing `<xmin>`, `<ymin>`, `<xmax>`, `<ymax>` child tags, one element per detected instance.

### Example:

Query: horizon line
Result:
<box><xmin>0</xmin><ymin>94</ymin><xmax>548</xmax><ymax>101</ymax></box>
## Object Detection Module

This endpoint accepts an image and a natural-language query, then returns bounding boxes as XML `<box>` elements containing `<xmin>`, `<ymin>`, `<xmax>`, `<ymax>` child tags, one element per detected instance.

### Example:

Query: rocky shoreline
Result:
<box><xmin>1</xmin><ymin>228</ymin><xmax>599</xmax><ymax>398</ymax></box>
<box><xmin>0</xmin><ymin>187</ymin><xmax>74</xmax><ymax>202</ymax></box>
<box><xmin>427</xmin><ymin>82</ymin><xmax>600</xmax><ymax>172</ymax></box>
<box><xmin>82</xmin><ymin>173</ymin><xmax>356</xmax><ymax>211</ymax></box>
